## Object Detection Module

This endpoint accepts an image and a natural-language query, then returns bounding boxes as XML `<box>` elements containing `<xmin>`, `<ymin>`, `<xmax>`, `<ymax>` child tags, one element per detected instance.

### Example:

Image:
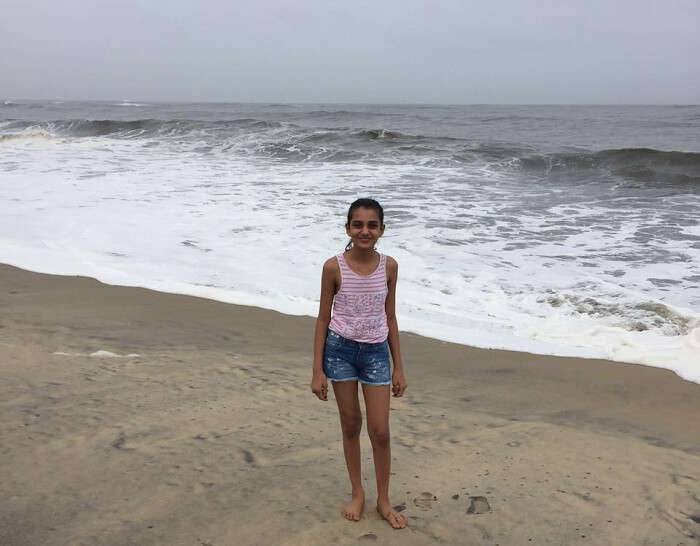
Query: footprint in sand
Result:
<box><xmin>240</xmin><ymin>448</ymin><xmax>255</xmax><ymax>464</ymax></box>
<box><xmin>413</xmin><ymin>491</ymin><xmax>437</xmax><ymax>510</ymax></box>
<box><xmin>467</xmin><ymin>496</ymin><xmax>491</xmax><ymax>514</ymax></box>
<box><xmin>112</xmin><ymin>431</ymin><xmax>131</xmax><ymax>450</ymax></box>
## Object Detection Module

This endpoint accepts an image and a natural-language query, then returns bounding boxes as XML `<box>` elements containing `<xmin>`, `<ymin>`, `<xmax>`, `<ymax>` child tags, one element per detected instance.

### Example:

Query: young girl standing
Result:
<box><xmin>311</xmin><ymin>198</ymin><xmax>408</xmax><ymax>529</ymax></box>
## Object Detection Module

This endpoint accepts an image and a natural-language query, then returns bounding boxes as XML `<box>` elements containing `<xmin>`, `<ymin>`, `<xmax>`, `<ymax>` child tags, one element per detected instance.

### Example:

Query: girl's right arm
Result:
<box><xmin>311</xmin><ymin>258</ymin><xmax>338</xmax><ymax>401</ymax></box>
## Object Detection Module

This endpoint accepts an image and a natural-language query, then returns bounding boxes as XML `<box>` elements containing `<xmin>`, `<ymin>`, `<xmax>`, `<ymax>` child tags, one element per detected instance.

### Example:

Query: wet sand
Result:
<box><xmin>1</xmin><ymin>263</ymin><xmax>699</xmax><ymax>545</ymax></box>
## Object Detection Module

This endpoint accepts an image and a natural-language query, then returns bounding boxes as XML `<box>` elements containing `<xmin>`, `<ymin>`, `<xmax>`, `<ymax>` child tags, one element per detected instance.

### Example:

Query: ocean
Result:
<box><xmin>1</xmin><ymin>100</ymin><xmax>699</xmax><ymax>381</ymax></box>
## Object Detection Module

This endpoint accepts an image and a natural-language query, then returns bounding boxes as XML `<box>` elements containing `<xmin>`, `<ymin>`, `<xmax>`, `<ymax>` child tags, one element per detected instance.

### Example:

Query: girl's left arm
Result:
<box><xmin>386</xmin><ymin>256</ymin><xmax>407</xmax><ymax>397</ymax></box>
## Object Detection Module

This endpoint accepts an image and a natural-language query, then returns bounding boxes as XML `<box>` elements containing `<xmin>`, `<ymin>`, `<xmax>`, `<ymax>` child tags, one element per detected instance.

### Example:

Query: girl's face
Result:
<box><xmin>346</xmin><ymin>207</ymin><xmax>385</xmax><ymax>251</ymax></box>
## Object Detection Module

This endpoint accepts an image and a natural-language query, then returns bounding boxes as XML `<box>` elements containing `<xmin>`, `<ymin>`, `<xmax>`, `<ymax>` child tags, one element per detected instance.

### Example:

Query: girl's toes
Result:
<box><xmin>391</xmin><ymin>511</ymin><xmax>407</xmax><ymax>528</ymax></box>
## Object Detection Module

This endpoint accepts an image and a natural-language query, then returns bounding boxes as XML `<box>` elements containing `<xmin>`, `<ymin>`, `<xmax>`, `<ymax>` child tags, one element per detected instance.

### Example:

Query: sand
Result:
<box><xmin>1</xmin><ymin>263</ymin><xmax>699</xmax><ymax>545</ymax></box>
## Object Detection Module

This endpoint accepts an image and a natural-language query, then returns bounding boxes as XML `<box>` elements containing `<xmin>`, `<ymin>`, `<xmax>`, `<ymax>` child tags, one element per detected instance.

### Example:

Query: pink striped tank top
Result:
<box><xmin>329</xmin><ymin>252</ymin><xmax>389</xmax><ymax>343</ymax></box>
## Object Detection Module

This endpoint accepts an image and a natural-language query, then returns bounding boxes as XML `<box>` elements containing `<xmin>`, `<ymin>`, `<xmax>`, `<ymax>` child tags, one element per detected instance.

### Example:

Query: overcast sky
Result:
<box><xmin>1</xmin><ymin>0</ymin><xmax>699</xmax><ymax>104</ymax></box>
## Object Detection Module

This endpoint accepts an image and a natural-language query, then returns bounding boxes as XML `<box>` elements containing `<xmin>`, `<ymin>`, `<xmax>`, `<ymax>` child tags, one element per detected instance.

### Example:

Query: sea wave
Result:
<box><xmin>0</xmin><ymin>118</ymin><xmax>287</xmax><ymax>139</ymax></box>
<box><xmin>0</xmin><ymin>130</ymin><xmax>56</xmax><ymax>142</ymax></box>
<box><xmin>514</xmin><ymin>148</ymin><xmax>700</xmax><ymax>184</ymax></box>
<box><xmin>354</xmin><ymin>128</ymin><xmax>402</xmax><ymax>139</ymax></box>
<box><xmin>518</xmin><ymin>147</ymin><xmax>700</xmax><ymax>170</ymax></box>
<box><xmin>301</xmin><ymin>109</ymin><xmax>405</xmax><ymax>119</ymax></box>
<box><xmin>541</xmin><ymin>293</ymin><xmax>695</xmax><ymax>336</ymax></box>
<box><xmin>2</xmin><ymin>116</ymin><xmax>699</xmax><ymax>182</ymax></box>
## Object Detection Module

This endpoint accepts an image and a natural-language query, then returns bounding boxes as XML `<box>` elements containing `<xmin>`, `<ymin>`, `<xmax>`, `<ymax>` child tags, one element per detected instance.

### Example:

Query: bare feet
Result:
<box><xmin>377</xmin><ymin>500</ymin><xmax>407</xmax><ymax>529</ymax></box>
<box><xmin>341</xmin><ymin>490</ymin><xmax>365</xmax><ymax>521</ymax></box>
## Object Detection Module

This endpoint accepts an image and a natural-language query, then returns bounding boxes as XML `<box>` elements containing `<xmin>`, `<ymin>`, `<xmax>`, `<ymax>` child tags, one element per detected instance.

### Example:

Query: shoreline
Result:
<box><xmin>1</xmin><ymin>262</ymin><xmax>699</xmax><ymax>544</ymax></box>
<box><xmin>2</xmin><ymin>257</ymin><xmax>695</xmax><ymax>382</ymax></box>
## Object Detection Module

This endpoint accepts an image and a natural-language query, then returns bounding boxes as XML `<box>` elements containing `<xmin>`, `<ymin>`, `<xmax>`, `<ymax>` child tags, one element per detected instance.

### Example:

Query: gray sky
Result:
<box><xmin>2</xmin><ymin>0</ymin><xmax>699</xmax><ymax>103</ymax></box>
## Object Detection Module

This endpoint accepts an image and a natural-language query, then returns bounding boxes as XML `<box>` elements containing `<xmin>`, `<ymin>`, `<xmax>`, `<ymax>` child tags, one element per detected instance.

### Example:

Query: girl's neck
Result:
<box><xmin>347</xmin><ymin>247</ymin><xmax>378</xmax><ymax>262</ymax></box>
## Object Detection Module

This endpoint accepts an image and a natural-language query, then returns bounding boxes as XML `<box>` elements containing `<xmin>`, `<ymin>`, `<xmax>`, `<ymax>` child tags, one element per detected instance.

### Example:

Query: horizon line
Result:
<box><xmin>4</xmin><ymin>98</ymin><xmax>700</xmax><ymax>107</ymax></box>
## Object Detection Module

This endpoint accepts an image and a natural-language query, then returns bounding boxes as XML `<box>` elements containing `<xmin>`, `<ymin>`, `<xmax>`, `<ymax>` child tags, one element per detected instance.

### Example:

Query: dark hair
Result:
<box><xmin>345</xmin><ymin>198</ymin><xmax>384</xmax><ymax>251</ymax></box>
<box><xmin>346</xmin><ymin>198</ymin><xmax>384</xmax><ymax>226</ymax></box>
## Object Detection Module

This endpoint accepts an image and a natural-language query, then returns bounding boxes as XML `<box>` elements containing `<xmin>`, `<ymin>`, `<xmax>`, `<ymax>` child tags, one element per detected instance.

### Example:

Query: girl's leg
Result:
<box><xmin>361</xmin><ymin>383</ymin><xmax>407</xmax><ymax>529</ymax></box>
<box><xmin>332</xmin><ymin>380</ymin><xmax>365</xmax><ymax>521</ymax></box>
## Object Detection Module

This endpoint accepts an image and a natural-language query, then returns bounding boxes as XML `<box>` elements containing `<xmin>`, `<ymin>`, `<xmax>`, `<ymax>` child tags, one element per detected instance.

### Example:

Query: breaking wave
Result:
<box><xmin>515</xmin><ymin>148</ymin><xmax>700</xmax><ymax>183</ymax></box>
<box><xmin>1</xmin><ymin>114</ymin><xmax>699</xmax><ymax>183</ymax></box>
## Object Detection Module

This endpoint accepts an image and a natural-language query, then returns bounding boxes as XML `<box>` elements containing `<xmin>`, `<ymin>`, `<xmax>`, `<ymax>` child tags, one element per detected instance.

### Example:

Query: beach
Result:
<box><xmin>1</xmin><ymin>262</ymin><xmax>699</xmax><ymax>545</ymax></box>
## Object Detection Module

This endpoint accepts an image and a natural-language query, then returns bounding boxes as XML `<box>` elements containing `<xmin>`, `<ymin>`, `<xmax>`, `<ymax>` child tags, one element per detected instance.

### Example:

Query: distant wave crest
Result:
<box><xmin>515</xmin><ymin>147</ymin><xmax>700</xmax><ymax>184</ymax></box>
<box><xmin>0</xmin><ymin>118</ymin><xmax>286</xmax><ymax>139</ymax></box>
<box><xmin>354</xmin><ymin>128</ymin><xmax>402</xmax><ymax>139</ymax></box>
<box><xmin>0</xmin><ymin>129</ymin><xmax>57</xmax><ymax>142</ymax></box>
<box><xmin>2</xmin><ymin>116</ymin><xmax>698</xmax><ymax>183</ymax></box>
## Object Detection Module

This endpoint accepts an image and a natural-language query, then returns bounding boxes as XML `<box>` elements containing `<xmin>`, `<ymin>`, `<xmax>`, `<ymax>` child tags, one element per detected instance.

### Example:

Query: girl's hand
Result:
<box><xmin>311</xmin><ymin>370</ymin><xmax>328</xmax><ymax>401</ymax></box>
<box><xmin>392</xmin><ymin>370</ymin><xmax>407</xmax><ymax>397</ymax></box>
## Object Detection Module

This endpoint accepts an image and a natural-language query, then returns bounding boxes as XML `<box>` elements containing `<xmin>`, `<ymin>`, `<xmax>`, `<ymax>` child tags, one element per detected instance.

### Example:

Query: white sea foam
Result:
<box><xmin>89</xmin><ymin>350</ymin><xmax>140</xmax><ymax>358</ymax></box>
<box><xmin>0</xmin><ymin>130</ymin><xmax>56</xmax><ymax>142</ymax></box>
<box><xmin>3</xmin><ymin>124</ymin><xmax>699</xmax><ymax>383</ymax></box>
<box><xmin>52</xmin><ymin>350</ymin><xmax>141</xmax><ymax>357</ymax></box>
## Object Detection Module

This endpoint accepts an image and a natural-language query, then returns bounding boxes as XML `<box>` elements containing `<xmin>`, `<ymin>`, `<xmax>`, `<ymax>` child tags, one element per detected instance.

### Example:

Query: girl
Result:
<box><xmin>311</xmin><ymin>198</ymin><xmax>408</xmax><ymax>529</ymax></box>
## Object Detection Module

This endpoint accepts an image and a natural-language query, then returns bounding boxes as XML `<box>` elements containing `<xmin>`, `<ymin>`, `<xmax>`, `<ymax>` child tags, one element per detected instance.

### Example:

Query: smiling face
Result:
<box><xmin>346</xmin><ymin>206</ymin><xmax>385</xmax><ymax>251</ymax></box>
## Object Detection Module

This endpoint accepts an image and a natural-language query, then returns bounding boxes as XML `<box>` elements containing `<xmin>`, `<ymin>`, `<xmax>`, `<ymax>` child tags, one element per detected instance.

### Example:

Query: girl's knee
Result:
<box><xmin>340</xmin><ymin>413</ymin><xmax>363</xmax><ymax>438</ymax></box>
<box><xmin>368</xmin><ymin>425</ymin><xmax>390</xmax><ymax>447</ymax></box>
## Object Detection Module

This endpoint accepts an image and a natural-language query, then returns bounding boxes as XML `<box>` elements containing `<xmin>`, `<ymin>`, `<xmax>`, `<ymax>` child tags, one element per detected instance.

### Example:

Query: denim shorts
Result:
<box><xmin>323</xmin><ymin>329</ymin><xmax>392</xmax><ymax>386</ymax></box>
